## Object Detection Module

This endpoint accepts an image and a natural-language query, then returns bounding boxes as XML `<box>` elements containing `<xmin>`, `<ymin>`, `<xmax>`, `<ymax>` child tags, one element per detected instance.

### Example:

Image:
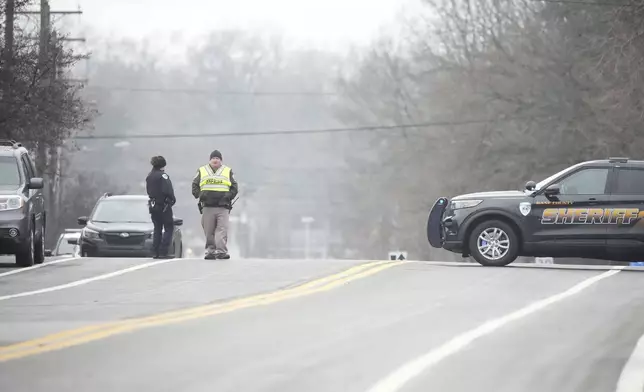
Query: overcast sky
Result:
<box><xmin>49</xmin><ymin>0</ymin><xmax>422</xmax><ymax>54</ymax></box>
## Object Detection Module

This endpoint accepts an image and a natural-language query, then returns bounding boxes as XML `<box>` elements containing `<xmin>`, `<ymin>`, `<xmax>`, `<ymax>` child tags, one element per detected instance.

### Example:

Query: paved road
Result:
<box><xmin>0</xmin><ymin>257</ymin><xmax>643</xmax><ymax>392</ymax></box>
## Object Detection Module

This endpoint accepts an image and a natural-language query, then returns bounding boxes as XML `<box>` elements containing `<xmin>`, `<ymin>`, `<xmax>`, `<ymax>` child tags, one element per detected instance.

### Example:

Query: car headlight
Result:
<box><xmin>451</xmin><ymin>200</ymin><xmax>483</xmax><ymax>210</ymax></box>
<box><xmin>0</xmin><ymin>196</ymin><xmax>24</xmax><ymax>211</ymax></box>
<box><xmin>82</xmin><ymin>227</ymin><xmax>100</xmax><ymax>239</ymax></box>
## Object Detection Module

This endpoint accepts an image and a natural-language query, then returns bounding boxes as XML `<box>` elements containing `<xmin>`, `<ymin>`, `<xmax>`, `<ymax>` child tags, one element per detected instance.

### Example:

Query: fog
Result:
<box><xmin>64</xmin><ymin>36</ymin><xmax>345</xmax><ymax>258</ymax></box>
<box><xmin>41</xmin><ymin>0</ymin><xmax>417</xmax><ymax>259</ymax></box>
<box><xmin>4</xmin><ymin>0</ymin><xmax>642</xmax><ymax>263</ymax></box>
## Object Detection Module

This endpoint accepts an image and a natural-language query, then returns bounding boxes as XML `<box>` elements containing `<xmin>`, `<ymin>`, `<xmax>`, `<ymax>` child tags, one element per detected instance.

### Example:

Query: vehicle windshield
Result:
<box><xmin>0</xmin><ymin>156</ymin><xmax>21</xmax><ymax>187</ymax></box>
<box><xmin>534</xmin><ymin>164</ymin><xmax>581</xmax><ymax>190</ymax></box>
<box><xmin>55</xmin><ymin>236</ymin><xmax>78</xmax><ymax>255</ymax></box>
<box><xmin>91</xmin><ymin>199</ymin><xmax>151</xmax><ymax>223</ymax></box>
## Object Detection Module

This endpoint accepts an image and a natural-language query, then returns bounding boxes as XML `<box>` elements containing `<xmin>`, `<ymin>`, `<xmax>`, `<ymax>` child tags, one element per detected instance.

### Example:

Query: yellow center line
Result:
<box><xmin>0</xmin><ymin>260</ymin><xmax>406</xmax><ymax>362</ymax></box>
<box><xmin>0</xmin><ymin>260</ymin><xmax>383</xmax><ymax>354</ymax></box>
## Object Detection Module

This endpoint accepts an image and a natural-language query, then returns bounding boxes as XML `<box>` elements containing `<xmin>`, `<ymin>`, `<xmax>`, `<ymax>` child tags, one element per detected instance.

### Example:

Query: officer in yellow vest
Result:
<box><xmin>191</xmin><ymin>150</ymin><xmax>238</xmax><ymax>259</ymax></box>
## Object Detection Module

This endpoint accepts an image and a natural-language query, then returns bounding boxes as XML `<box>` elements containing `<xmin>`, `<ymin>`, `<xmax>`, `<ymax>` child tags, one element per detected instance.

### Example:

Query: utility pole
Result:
<box><xmin>0</xmin><ymin>0</ymin><xmax>15</xmax><ymax>136</ymax></box>
<box><xmin>39</xmin><ymin>0</ymin><xmax>50</xmax><ymax>84</ymax></box>
<box><xmin>3</xmin><ymin>0</ymin><xmax>15</xmax><ymax>69</ymax></box>
<box><xmin>2</xmin><ymin>0</ymin><xmax>15</xmax><ymax>95</ymax></box>
<box><xmin>17</xmin><ymin>0</ymin><xmax>87</xmax><ymax>85</ymax></box>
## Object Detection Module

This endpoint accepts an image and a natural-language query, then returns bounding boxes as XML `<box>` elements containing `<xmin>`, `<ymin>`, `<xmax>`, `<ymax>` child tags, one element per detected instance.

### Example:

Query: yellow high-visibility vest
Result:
<box><xmin>199</xmin><ymin>164</ymin><xmax>232</xmax><ymax>192</ymax></box>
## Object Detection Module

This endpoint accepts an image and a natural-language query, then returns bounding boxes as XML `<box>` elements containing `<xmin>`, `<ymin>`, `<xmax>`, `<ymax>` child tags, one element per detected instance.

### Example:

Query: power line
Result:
<box><xmin>84</xmin><ymin>85</ymin><xmax>338</xmax><ymax>96</ymax></box>
<box><xmin>70</xmin><ymin>116</ymin><xmax>539</xmax><ymax>140</ymax></box>
<box><xmin>530</xmin><ymin>0</ymin><xmax>635</xmax><ymax>6</ymax></box>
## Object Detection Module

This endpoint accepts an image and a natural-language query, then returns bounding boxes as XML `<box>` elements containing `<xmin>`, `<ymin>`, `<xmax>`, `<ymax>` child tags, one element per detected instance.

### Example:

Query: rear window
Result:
<box><xmin>613</xmin><ymin>168</ymin><xmax>644</xmax><ymax>194</ymax></box>
<box><xmin>0</xmin><ymin>156</ymin><xmax>21</xmax><ymax>187</ymax></box>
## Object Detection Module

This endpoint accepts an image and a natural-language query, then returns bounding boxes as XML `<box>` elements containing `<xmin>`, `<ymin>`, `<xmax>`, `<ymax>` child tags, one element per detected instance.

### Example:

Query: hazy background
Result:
<box><xmin>9</xmin><ymin>0</ymin><xmax>641</xmax><ymax>262</ymax></box>
<box><xmin>34</xmin><ymin>0</ymin><xmax>423</xmax><ymax>259</ymax></box>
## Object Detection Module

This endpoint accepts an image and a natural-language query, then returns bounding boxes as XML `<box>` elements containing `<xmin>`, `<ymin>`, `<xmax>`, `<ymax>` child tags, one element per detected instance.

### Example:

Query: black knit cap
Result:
<box><xmin>210</xmin><ymin>150</ymin><xmax>222</xmax><ymax>160</ymax></box>
<box><xmin>150</xmin><ymin>155</ymin><xmax>166</xmax><ymax>169</ymax></box>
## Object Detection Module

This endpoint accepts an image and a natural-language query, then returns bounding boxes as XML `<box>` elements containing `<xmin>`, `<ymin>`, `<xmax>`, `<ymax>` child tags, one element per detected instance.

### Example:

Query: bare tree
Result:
<box><xmin>331</xmin><ymin>0</ymin><xmax>644</xmax><ymax>260</ymax></box>
<box><xmin>1</xmin><ymin>0</ymin><xmax>96</xmax><ymax>245</ymax></box>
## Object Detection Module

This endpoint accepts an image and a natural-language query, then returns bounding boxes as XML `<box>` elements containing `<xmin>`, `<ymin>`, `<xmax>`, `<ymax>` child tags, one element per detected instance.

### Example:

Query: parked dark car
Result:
<box><xmin>70</xmin><ymin>193</ymin><xmax>184</xmax><ymax>258</ymax></box>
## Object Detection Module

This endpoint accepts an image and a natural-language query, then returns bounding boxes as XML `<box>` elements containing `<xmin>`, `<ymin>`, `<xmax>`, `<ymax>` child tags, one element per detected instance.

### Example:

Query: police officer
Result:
<box><xmin>191</xmin><ymin>150</ymin><xmax>238</xmax><ymax>259</ymax></box>
<box><xmin>146</xmin><ymin>155</ymin><xmax>176</xmax><ymax>259</ymax></box>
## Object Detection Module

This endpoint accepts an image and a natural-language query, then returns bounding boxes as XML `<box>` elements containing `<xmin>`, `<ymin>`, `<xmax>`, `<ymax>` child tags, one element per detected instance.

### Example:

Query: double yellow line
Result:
<box><xmin>0</xmin><ymin>260</ymin><xmax>405</xmax><ymax>362</ymax></box>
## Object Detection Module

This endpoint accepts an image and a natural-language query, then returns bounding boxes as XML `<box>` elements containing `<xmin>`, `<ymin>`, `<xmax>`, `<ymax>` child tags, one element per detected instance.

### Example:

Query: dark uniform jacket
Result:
<box><xmin>191</xmin><ymin>165</ymin><xmax>239</xmax><ymax>209</ymax></box>
<box><xmin>146</xmin><ymin>169</ymin><xmax>176</xmax><ymax>211</ymax></box>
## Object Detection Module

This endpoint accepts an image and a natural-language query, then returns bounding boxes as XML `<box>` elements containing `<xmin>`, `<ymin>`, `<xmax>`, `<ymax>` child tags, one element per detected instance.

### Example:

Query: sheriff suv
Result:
<box><xmin>427</xmin><ymin>157</ymin><xmax>644</xmax><ymax>267</ymax></box>
<box><xmin>0</xmin><ymin>140</ymin><xmax>46</xmax><ymax>267</ymax></box>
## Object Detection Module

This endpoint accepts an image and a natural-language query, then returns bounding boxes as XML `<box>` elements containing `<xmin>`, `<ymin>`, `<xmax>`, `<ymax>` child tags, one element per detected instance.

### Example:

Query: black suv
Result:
<box><xmin>428</xmin><ymin>157</ymin><xmax>644</xmax><ymax>267</ymax></box>
<box><xmin>0</xmin><ymin>140</ymin><xmax>46</xmax><ymax>267</ymax></box>
<box><xmin>70</xmin><ymin>193</ymin><xmax>184</xmax><ymax>258</ymax></box>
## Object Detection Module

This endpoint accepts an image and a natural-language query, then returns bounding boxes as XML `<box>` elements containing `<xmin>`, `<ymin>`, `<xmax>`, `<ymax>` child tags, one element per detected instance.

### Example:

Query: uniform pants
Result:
<box><xmin>151</xmin><ymin>207</ymin><xmax>174</xmax><ymax>255</ymax></box>
<box><xmin>201</xmin><ymin>207</ymin><xmax>229</xmax><ymax>255</ymax></box>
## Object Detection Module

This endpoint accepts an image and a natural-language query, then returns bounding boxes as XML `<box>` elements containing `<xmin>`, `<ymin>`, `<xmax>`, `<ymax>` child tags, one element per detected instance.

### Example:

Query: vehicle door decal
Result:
<box><xmin>541</xmin><ymin>208</ymin><xmax>641</xmax><ymax>225</ymax></box>
<box><xmin>519</xmin><ymin>202</ymin><xmax>531</xmax><ymax>216</ymax></box>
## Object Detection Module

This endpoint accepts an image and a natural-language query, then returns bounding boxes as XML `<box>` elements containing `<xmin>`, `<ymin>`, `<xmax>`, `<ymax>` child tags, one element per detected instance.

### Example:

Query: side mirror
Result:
<box><xmin>67</xmin><ymin>238</ymin><xmax>79</xmax><ymax>245</ymax></box>
<box><xmin>173</xmin><ymin>218</ymin><xmax>183</xmax><ymax>226</ymax></box>
<box><xmin>44</xmin><ymin>249</ymin><xmax>52</xmax><ymax>257</ymax></box>
<box><xmin>77</xmin><ymin>216</ymin><xmax>88</xmax><ymax>226</ymax></box>
<box><xmin>545</xmin><ymin>183</ymin><xmax>561</xmax><ymax>196</ymax></box>
<box><xmin>28</xmin><ymin>177</ymin><xmax>44</xmax><ymax>189</ymax></box>
<box><xmin>525</xmin><ymin>181</ymin><xmax>536</xmax><ymax>191</ymax></box>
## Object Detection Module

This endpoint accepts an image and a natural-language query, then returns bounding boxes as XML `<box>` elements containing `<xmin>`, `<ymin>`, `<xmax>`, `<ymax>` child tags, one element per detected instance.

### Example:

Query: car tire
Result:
<box><xmin>15</xmin><ymin>228</ymin><xmax>35</xmax><ymax>267</ymax></box>
<box><xmin>34</xmin><ymin>225</ymin><xmax>45</xmax><ymax>265</ymax></box>
<box><xmin>81</xmin><ymin>247</ymin><xmax>95</xmax><ymax>257</ymax></box>
<box><xmin>468</xmin><ymin>220</ymin><xmax>519</xmax><ymax>267</ymax></box>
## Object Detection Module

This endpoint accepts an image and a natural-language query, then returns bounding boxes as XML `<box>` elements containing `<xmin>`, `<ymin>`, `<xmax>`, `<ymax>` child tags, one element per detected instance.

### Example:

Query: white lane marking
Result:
<box><xmin>0</xmin><ymin>257</ymin><xmax>78</xmax><ymax>278</ymax></box>
<box><xmin>367</xmin><ymin>267</ymin><xmax>623</xmax><ymax>392</ymax></box>
<box><xmin>422</xmin><ymin>261</ymin><xmax>644</xmax><ymax>271</ymax></box>
<box><xmin>0</xmin><ymin>258</ymin><xmax>188</xmax><ymax>301</ymax></box>
<box><xmin>616</xmin><ymin>331</ymin><xmax>644</xmax><ymax>392</ymax></box>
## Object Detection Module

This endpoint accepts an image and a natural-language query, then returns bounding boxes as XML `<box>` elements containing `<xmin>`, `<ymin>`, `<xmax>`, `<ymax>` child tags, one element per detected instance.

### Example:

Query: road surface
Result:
<box><xmin>0</xmin><ymin>255</ymin><xmax>643</xmax><ymax>392</ymax></box>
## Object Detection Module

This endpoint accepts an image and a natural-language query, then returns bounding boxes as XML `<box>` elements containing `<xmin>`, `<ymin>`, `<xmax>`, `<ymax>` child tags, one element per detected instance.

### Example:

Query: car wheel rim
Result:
<box><xmin>477</xmin><ymin>227</ymin><xmax>510</xmax><ymax>260</ymax></box>
<box><xmin>40</xmin><ymin>231</ymin><xmax>45</xmax><ymax>257</ymax></box>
